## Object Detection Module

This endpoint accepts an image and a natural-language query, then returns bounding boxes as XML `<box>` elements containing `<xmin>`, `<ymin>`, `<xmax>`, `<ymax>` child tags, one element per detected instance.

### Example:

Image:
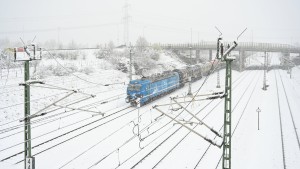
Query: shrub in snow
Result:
<box><xmin>34</xmin><ymin>64</ymin><xmax>54</xmax><ymax>79</ymax></box>
<box><xmin>94</xmin><ymin>49</ymin><xmax>111</xmax><ymax>59</ymax></box>
<box><xmin>150</xmin><ymin>52</ymin><xmax>160</xmax><ymax>61</ymax></box>
<box><xmin>36</xmin><ymin>63</ymin><xmax>78</xmax><ymax>77</ymax></box>
<box><xmin>80</xmin><ymin>66</ymin><xmax>94</xmax><ymax>75</ymax></box>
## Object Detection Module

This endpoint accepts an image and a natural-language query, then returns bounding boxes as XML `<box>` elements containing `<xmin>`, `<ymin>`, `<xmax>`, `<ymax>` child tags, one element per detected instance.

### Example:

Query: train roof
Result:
<box><xmin>129</xmin><ymin>71</ymin><xmax>178</xmax><ymax>84</ymax></box>
<box><xmin>129</xmin><ymin>79</ymin><xmax>151</xmax><ymax>85</ymax></box>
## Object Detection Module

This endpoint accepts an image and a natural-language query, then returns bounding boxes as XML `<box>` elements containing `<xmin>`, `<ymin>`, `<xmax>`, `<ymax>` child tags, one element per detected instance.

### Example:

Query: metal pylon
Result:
<box><xmin>24</xmin><ymin>60</ymin><xmax>32</xmax><ymax>168</ymax></box>
<box><xmin>222</xmin><ymin>59</ymin><xmax>233</xmax><ymax>169</ymax></box>
<box><xmin>262</xmin><ymin>51</ymin><xmax>267</xmax><ymax>90</ymax></box>
<box><xmin>217</xmin><ymin>69</ymin><xmax>220</xmax><ymax>88</ymax></box>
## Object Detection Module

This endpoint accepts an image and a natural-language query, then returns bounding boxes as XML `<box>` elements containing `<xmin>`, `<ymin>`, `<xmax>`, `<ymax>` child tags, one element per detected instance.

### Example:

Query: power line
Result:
<box><xmin>0</xmin><ymin>92</ymin><xmax>126</xmax><ymax>134</ymax></box>
<box><xmin>0</xmin><ymin>91</ymin><xmax>69</xmax><ymax>110</ymax></box>
<box><xmin>131</xmin><ymin>71</ymin><xmax>254</xmax><ymax>169</ymax></box>
<box><xmin>193</xmin><ymin>71</ymin><xmax>260</xmax><ymax>168</ymax></box>
<box><xmin>214</xmin><ymin>71</ymin><xmax>260</xmax><ymax>169</ymax></box>
<box><xmin>13</xmin><ymin>106</ymin><xmax>135</xmax><ymax>164</ymax></box>
<box><xmin>0</xmin><ymin>96</ymin><xmax>127</xmax><ymax>141</ymax></box>
<box><xmin>1</xmin><ymin>106</ymin><xmax>132</xmax><ymax>163</ymax></box>
<box><xmin>89</xmin><ymin>63</ymin><xmax>225</xmax><ymax>168</ymax></box>
<box><xmin>58</xmin><ymin>108</ymin><xmax>152</xmax><ymax>168</ymax></box>
<box><xmin>116</xmin><ymin>70</ymin><xmax>251</xmax><ymax>169</ymax></box>
<box><xmin>0</xmin><ymin>22</ymin><xmax>121</xmax><ymax>34</ymax></box>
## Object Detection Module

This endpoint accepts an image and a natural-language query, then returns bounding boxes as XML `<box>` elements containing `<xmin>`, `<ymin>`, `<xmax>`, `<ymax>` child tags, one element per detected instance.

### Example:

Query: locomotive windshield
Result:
<box><xmin>128</xmin><ymin>84</ymin><xmax>141</xmax><ymax>91</ymax></box>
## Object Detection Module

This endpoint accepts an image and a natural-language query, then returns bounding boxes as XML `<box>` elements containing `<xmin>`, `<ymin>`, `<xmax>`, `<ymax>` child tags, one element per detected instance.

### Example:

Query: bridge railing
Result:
<box><xmin>155</xmin><ymin>41</ymin><xmax>300</xmax><ymax>53</ymax></box>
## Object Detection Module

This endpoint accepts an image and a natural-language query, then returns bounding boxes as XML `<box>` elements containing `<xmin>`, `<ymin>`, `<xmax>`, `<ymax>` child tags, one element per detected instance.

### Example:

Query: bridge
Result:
<box><xmin>155</xmin><ymin>41</ymin><xmax>300</xmax><ymax>70</ymax></box>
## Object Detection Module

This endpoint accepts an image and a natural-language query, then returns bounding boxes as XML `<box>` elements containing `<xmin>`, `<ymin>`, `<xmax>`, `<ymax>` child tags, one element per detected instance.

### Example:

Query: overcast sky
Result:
<box><xmin>0</xmin><ymin>0</ymin><xmax>300</xmax><ymax>46</ymax></box>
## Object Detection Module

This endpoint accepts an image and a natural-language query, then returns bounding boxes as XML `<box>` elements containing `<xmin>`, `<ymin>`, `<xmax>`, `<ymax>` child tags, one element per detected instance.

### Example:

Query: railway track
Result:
<box><xmin>277</xmin><ymin>70</ymin><xmax>300</xmax><ymax>150</ymax></box>
<box><xmin>274</xmin><ymin>70</ymin><xmax>287</xmax><ymax>169</ymax></box>
<box><xmin>120</xmin><ymin>70</ymin><xmax>257</xmax><ymax>169</ymax></box>
<box><xmin>193</xmin><ymin>70</ymin><xmax>261</xmax><ymax>169</ymax></box>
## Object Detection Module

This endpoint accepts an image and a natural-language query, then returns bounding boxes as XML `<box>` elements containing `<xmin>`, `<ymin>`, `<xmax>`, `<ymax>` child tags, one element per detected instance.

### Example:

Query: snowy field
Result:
<box><xmin>0</xmin><ymin>54</ymin><xmax>300</xmax><ymax>169</ymax></box>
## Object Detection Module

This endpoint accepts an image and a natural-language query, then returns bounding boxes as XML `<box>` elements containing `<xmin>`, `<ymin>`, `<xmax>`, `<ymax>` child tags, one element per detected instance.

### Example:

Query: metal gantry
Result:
<box><xmin>24</xmin><ymin>60</ymin><xmax>32</xmax><ymax>168</ymax></box>
<box><xmin>14</xmin><ymin>42</ymin><xmax>42</xmax><ymax>169</ymax></box>
<box><xmin>222</xmin><ymin>57</ymin><xmax>233</xmax><ymax>169</ymax></box>
<box><xmin>216</xmin><ymin>37</ymin><xmax>238</xmax><ymax>169</ymax></box>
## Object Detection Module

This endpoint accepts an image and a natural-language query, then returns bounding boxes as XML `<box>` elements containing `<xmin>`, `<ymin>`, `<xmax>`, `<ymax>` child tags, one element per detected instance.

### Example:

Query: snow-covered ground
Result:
<box><xmin>0</xmin><ymin>52</ymin><xmax>300</xmax><ymax>169</ymax></box>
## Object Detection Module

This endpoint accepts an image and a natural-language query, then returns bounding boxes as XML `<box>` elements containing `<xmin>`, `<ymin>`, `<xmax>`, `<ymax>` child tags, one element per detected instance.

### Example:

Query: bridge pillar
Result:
<box><xmin>239</xmin><ymin>50</ymin><xmax>245</xmax><ymax>71</ymax></box>
<box><xmin>196</xmin><ymin>50</ymin><xmax>200</xmax><ymax>59</ymax></box>
<box><xmin>209</xmin><ymin>49</ymin><xmax>212</xmax><ymax>61</ymax></box>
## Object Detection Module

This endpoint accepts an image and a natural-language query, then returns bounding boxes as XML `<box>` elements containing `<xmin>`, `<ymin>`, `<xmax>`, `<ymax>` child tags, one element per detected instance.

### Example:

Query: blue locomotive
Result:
<box><xmin>126</xmin><ymin>61</ymin><xmax>219</xmax><ymax>107</ymax></box>
<box><xmin>126</xmin><ymin>71</ymin><xmax>180</xmax><ymax>107</ymax></box>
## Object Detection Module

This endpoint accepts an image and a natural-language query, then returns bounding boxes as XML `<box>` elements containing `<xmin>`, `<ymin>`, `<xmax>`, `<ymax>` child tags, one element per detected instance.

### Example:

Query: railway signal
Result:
<box><xmin>256</xmin><ymin>107</ymin><xmax>261</xmax><ymax>130</ymax></box>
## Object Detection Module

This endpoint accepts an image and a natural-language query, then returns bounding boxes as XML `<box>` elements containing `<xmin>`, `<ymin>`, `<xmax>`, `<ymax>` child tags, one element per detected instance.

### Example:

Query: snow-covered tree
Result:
<box><xmin>135</xmin><ymin>36</ymin><xmax>148</xmax><ymax>52</ymax></box>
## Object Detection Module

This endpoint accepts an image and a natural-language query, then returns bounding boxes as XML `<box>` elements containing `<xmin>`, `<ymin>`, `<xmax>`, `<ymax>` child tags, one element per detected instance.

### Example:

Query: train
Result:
<box><xmin>125</xmin><ymin>60</ymin><xmax>219</xmax><ymax>107</ymax></box>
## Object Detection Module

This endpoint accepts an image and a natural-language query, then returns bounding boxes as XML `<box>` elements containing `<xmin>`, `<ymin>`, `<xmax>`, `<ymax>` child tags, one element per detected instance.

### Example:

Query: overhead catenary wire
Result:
<box><xmin>117</xmin><ymin>72</ymin><xmax>251</xmax><ymax>169</ymax></box>
<box><xmin>1</xmin><ymin>106</ymin><xmax>133</xmax><ymax>163</ymax></box>
<box><xmin>14</xmin><ymin>106</ymin><xmax>136</xmax><ymax>164</ymax></box>
<box><xmin>0</xmin><ymin>92</ymin><xmax>90</xmax><ymax>129</ymax></box>
<box><xmin>117</xmin><ymin>71</ymin><xmax>251</xmax><ymax>169</ymax></box>
<box><xmin>140</xmin><ymin>70</ymin><xmax>250</xmax><ymax>143</ymax></box>
<box><xmin>0</xmin><ymin>86</ymin><xmax>124</xmax><ymax>129</ymax></box>
<box><xmin>0</xmin><ymin>92</ymin><xmax>126</xmax><ymax>136</ymax></box>
<box><xmin>0</xmin><ymin>96</ymin><xmax>128</xmax><ymax>141</ymax></box>
<box><xmin>0</xmin><ymin>91</ymin><xmax>69</xmax><ymax>111</ymax></box>
<box><xmin>85</xmin><ymin>74</ymin><xmax>212</xmax><ymax>168</ymax></box>
<box><xmin>115</xmin><ymin>100</ymin><xmax>215</xmax><ymax>169</ymax></box>
<box><xmin>131</xmin><ymin>70</ymin><xmax>254</xmax><ymax>169</ymax></box>
<box><xmin>0</xmin><ymin>80</ymin><xmax>125</xmax><ymax>127</ymax></box>
<box><xmin>58</xmin><ymin>108</ymin><xmax>152</xmax><ymax>168</ymax></box>
<box><xmin>88</xmin><ymin>59</ymin><xmax>222</xmax><ymax>169</ymax></box>
<box><xmin>0</xmin><ymin>102</ymin><xmax>129</xmax><ymax>153</ymax></box>
<box><xmin>214</xmin><ymin>71</ymin><xmax>260</xmax><ymax>169</ymax></box>
<box><xmin>193</xmin><ymin>71</ymin><xmax>259</xmax><ymax>169</ymax></box>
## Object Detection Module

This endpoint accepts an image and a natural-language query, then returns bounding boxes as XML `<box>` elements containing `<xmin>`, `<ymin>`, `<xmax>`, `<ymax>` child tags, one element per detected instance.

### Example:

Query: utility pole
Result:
<box><xmin>14</xmin><ymin>43</ymin><xmax>41</xmax><ymax>169</ymax></box>
<box><xmin>187</xmin><ymin>46</ymin><xmax>192</xmax><ymax>96</ymax></box>
<box><xmin>263</xmin><ymin>51</ymin><xmax>267</xmax><ymax>90</ymax></box>
<box><xmin>129</xmin><ymin>47</ymin><xmax>133</xmax><ymax>81</ymax></box>
<box><xmin>123</xmin><ymin>0</ymin><xmax>130</xmax><ymax>46</ymax></box>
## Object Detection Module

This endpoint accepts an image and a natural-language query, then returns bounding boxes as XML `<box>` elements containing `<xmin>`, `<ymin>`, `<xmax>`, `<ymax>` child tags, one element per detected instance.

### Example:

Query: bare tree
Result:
<box><xmin>135</xmin><ymin>36</ymin><xmax>148</xmax><ymax>52</ymax></box>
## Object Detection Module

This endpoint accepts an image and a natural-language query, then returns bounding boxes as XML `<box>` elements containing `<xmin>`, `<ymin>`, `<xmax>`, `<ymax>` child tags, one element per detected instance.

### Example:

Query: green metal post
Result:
<box><xmin>24</xmin><ymin>60</ymin><xmax>32</xmax><ymax>168</ymax></box>
<box><xmin>222</xmin><ymin>59</ymin><xmax>232</xmax><ymax>169</ymax></box>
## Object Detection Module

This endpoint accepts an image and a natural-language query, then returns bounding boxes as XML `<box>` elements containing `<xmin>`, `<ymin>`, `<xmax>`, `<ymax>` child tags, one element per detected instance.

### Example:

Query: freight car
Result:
<box><xmin>126</xmin><ymin>61</ymin><xmax>219</xmax><ymax>107</ymax></box>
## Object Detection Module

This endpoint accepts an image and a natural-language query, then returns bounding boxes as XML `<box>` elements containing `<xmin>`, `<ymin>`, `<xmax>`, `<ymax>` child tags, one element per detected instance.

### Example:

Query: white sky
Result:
<box><xmin>0</xmin><ymin>0</ymin><xmax>300</xmax><ymax>46</ymax></box>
